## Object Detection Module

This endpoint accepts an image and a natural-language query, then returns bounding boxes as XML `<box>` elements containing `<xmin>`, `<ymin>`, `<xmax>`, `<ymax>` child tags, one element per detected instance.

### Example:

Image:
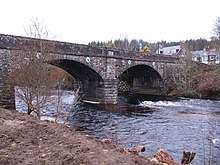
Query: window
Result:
<box><xmin>197</xmin><ymin>57</ymin><xmax>201</xmax><ymax>62</ymax></box>
<box><xmin>211</xmin><ymin>56</ymin><xmax>215</xmax><ymax>60</ymax></box>
<box><xmin>208</xmin><ymin>55</ymin><xmax>217</xmax><ymax>64</ymax></box>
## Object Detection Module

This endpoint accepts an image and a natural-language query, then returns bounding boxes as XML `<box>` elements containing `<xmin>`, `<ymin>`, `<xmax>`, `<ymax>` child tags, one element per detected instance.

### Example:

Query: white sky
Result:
<box><xmin>1</xmin><ymin>0</ymin><xmax>220</xmax><ymax>44</ymax></box>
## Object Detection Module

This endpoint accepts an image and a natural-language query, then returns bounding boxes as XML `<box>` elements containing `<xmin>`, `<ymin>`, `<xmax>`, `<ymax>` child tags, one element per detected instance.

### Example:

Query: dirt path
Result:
<box><xmin>0</xmin><ymin>108</ymin><xmax>149</xmax><ymax>165</ymax></box>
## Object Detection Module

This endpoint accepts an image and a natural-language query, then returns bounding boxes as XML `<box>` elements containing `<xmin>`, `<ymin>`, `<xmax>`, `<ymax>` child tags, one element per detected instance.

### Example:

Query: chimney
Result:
<box><xmin>180</xmin><ymin>41</ymin><xmax>188</xmax><ymax>54</ymax></box>
<box><xmin>180</xmin><ymin>41</ymin><xmax>188</xmax><ymax>50</ymax></box>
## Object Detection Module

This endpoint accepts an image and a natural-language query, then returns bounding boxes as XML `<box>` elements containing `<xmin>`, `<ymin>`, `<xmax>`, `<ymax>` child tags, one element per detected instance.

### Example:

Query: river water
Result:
<box><xmin>16</xmin><ymin>90</ymin><xmax>220</xmax><ymax>164</ymax></box>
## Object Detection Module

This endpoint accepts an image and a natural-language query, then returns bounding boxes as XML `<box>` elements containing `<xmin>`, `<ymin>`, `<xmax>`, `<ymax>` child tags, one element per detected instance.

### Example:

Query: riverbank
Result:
<box><xmin>0</xmin><ymin>108</ymin><xmax>149</xmax><ymax>165</ymax></box>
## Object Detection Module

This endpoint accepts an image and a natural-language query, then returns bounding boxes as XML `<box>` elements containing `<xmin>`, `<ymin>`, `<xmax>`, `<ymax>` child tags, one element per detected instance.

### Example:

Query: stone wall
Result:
<box><xmin>118</xmin><ymin>81</ymin><xmax>132</xmax><ymax>93</ymax></box>
<box><xmin>0</xmin><ymin>49</ymin><xmax>15</xmax><ymax>109</ymax></box>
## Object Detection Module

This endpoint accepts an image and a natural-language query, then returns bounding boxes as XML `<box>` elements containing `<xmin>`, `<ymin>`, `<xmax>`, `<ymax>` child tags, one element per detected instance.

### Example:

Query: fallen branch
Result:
<box><xmin>148</xmin><ymin>149</ymin><xmax>196</xmax><ymax>165</ymax></box>
<box><xmin>181</xmin><ymin>151</ymin><xmax>196</xmax><ymax>164</ymax></box>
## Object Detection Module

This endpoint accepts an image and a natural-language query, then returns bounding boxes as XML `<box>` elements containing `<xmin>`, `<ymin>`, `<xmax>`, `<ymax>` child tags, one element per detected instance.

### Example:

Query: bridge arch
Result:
<box><xmin>48</xmin><ymin>59</ymin><xmax>103</xmax><ymax>81</ymax></box>
<box><xmin>48</xmin><ymin>59</ymin><xmax>104</xmax><ymax>102</ymax></box>
<box><xmin>46</xmin><ymin>53</ymin><xmax>106</xmax><ymax>79</ymax></box>
<box><xmin>118</xmin><ymin>64</ymin><xmax>163</xmax><ymax>95</ymax></box>
<box><xmin>119</xmin><ymin>64</ymin><xmax>162</xmax><ymax>79</ymax></box>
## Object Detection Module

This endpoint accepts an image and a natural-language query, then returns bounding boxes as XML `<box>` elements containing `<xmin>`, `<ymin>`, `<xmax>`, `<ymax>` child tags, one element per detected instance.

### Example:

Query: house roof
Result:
<box><xmin>157</xmin><ymin>45</ymin><xmax>181</xmax><ymax>55</ymax></box>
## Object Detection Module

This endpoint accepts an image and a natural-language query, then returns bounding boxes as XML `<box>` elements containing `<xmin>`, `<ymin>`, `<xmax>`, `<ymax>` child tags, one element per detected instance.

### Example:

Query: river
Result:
<box><xmin>16</xmin><ymin>90</ymin><xmax>220</xmax><ymax>164</ymax></box>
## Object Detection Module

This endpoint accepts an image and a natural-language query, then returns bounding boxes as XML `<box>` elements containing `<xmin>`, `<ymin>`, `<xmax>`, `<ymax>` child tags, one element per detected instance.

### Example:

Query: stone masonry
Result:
<box><xmin>0</xmin><ymin>34</ymin><xmax>178</xmax><ymax>108</ymax></box>
<box><xmin>0</xmin><ymin>49</ymin><xmax>15</xmax><ymax>109</ymax></box>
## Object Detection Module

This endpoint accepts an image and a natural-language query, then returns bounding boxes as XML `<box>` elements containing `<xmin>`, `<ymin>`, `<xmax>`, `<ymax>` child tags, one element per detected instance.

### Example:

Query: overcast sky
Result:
<box><xmin>1</xmin><ymin>0</ymin><xmax>220</xmax><ymax>44</ymax></box>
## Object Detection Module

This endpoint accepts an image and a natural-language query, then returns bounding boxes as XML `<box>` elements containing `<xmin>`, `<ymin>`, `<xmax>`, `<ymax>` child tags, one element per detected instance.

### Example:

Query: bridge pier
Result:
<box><xmin>0</xmin><ymin>50</ymin><xmax>15</xmax><ymax>109</ymax></box>
<box><xmin>102</xmin><ymin>79</ymin><xmax>118</xmax><ymax>104</ymax></box>
<box><xmin>81</xmin><ymin>78</ymin><xmax>118</xmax><ymax>104</ymax></box>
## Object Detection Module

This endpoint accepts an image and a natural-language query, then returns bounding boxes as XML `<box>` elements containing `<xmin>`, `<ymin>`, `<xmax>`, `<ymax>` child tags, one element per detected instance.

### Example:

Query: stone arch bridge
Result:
<box><xmin>0</xmin><ymin>34</ymin><xmax>178</xmax><ymax>108</ymax></box>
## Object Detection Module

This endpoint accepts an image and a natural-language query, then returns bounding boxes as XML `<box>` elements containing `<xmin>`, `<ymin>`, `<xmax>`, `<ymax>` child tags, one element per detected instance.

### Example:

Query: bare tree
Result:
<box><xmin>10</xmin><ymin>18</ymin><xmax>58</xmax><ymax>119</ymax></box>
<box><xmin>210</xmin><ymin>17</ymin><xmax>220</xmax><ymax>52</ymax></box>
<box><xmin>11</xmin><ymin>56</ymin><xmax>54</xmax><ymax>118</ymax></box>
<box><xmin>24</xmin><ymin>17</ymin><xmax>52</xmax><ymax>39</ymax></box>
<box><xmin>212</xmin><ymin>17</ymin><xmax>220</xmax><ymax>40</ymax></box>
<box><xmin>12</xmin><ymin>18</ymin><xmax>80</xmax><ymax>120</ymax></box>
<box><xmin>171</xmin><ymin>55</ymin><xmax>200</xmax><ymax>97</ymax></box>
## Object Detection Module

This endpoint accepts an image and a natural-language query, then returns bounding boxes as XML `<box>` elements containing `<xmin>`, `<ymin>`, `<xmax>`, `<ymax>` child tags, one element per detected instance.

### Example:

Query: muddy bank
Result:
<box><xmin>0</xmin><ymin>108</ymin><xmax>148</xmax><ymax>165</ymax></box>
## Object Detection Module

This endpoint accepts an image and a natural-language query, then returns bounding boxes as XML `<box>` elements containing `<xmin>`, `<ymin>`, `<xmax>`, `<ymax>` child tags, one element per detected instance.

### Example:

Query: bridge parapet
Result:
<box><xmin>0</xmin><ymin>34</ymin><xmax>178</xmax><ymax>63</ymax></box>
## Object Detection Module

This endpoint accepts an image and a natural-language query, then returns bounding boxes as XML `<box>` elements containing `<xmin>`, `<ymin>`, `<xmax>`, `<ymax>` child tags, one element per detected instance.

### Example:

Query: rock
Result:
<box><xmin>100</xmin><ymin>139</ymin><xmax>112</xmax><ymax>144</ymax></box>
<box><xmin>11</xmin><ymin>142</ymin><xmax>17</xmax><ymax>148</ymax></box>
<box><xmin>126</xmin><ymin>145</ymin><xmax>146</xmax><ymax>155</ymax></box>
<box><xmin>41</xmin><ymin>153</ymin><xmax>47</xmax><ymax>158</ymax></box>
<box><xmin>0</xmin><ymin>157</ymin><xmax>10</xmax><ymax>164</ymax></box>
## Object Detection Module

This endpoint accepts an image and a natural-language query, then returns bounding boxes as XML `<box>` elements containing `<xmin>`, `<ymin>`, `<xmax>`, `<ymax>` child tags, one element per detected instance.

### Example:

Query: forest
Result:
<box><xmin>89</xmin><ymin>17</ymin><xmax>220</xmax><ymax>54</ymax></box>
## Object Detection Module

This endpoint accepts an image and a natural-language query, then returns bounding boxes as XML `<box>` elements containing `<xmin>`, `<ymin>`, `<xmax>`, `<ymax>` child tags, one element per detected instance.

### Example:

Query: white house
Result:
<box><xmin>156</xmin><ymin>42</ymin><xmax>188</xmax><ymax>56</ymax></box>
<box><xmin>191</xmin><ymin>49</ymin><xmax>220</xmax><ymax>64</ymax></box>
<box><xmin>156</xmin><ymin>43</ymin><xmax>220</xmax><ymax>65</ymax></box>
<box><xmin>157</xmin><ymin>45</ymin><xmax>181</xmax><ymax>55</ymax></box>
